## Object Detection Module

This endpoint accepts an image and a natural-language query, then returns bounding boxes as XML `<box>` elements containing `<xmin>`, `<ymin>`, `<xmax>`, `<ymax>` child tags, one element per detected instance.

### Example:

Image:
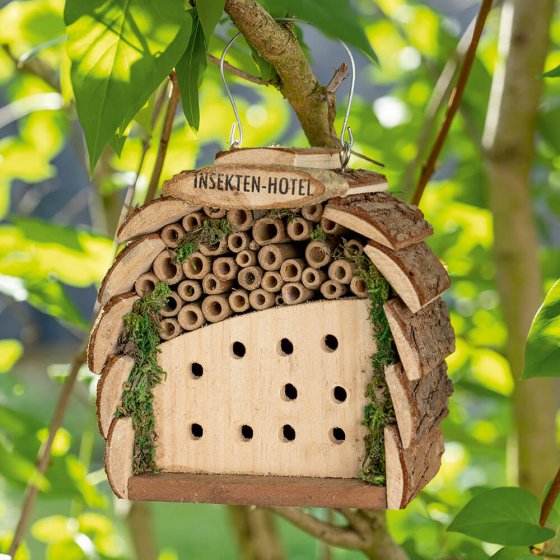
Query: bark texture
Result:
<box><xmin>482</xmin><ymin>0</ymin><xmax>559</xmax><ymax>495</ymax></box>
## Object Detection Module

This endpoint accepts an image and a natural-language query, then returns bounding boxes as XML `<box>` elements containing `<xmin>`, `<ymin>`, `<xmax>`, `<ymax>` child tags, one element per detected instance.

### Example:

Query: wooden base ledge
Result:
<box><xmin>128</xmin><ymin>473</ymin><xmax>387</xmax><ymax>509</ymax></box>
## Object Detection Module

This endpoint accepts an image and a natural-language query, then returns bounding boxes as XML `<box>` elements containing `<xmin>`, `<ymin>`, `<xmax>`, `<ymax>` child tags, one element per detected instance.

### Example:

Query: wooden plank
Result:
<box><xmin>128</xmin><ymin>473</ymin><xmax>387</xmax><ymax>508</ymax></box>
<box><xmin>154</xmin><ymin>299</ymin><xmax>375</xmax><ymax>478</ymax></box>
<box><xmin>384</xmin><ymin>423</ymin><xmax>444</xmax><ymax>509</ymax></box>
<box><xmin>215</xmin><ymin>147</ymin><xmax>341</xmax><ymax>169</ymax></box>
<box><xmin>96</xmin><ymin>355</ymin><xmax>134</xmax><ymax>438</ymax></box>
<box><xmin>98</xmin><ymin>234</ymin><xmax>164</xmax><ymax>306</ymax></box>
<box><xmin>87</xmin><ymin>292</ymin><xmax>138</xmax><ymax>374</ymax></box>
<box><xmin>364</xmin><ymin>241</ymin><xmax>450</xmax><ymax>313</ymax></box>
<box><xmin>116</xmin><ymin>197</ymin><xmax>200</xmax><ymax>244</ymax></box>
<box><xmin>324</xmin><ymin>192</ymin><xmax>433</xmax><ymax>250</ymax></box>
<box><xmin>105</xmin><ymin>417</ymin><xmax>134</xmax><ymax>499</ymax></box>
<box><xmin>162</xmin><ymin>165</ymin><xmax>387</xmax><ymax>210</ymax></box>
<box><xmin>385</xmin><ymin>362</ymin><xmax>452</xmax><ymax>448</ymax></box>
<box><xmin>384</xmin><ymin>298</ymin><xmax>455</xmax><ymax>380</ymax></box>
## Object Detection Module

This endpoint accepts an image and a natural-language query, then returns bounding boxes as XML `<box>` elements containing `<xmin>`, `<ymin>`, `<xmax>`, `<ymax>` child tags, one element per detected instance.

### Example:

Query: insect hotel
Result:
<box><xmin>89</xmin><ymin>147</ymin><xmax>455</xmax><ymax>510</ymax></box>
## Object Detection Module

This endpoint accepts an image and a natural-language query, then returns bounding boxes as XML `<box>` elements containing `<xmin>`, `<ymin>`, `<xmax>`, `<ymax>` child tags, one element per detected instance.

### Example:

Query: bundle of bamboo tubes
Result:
<box><xmin>133</xmin><ymin>204</ymin><xmax>369</xmax><ymax>341</ymax></box>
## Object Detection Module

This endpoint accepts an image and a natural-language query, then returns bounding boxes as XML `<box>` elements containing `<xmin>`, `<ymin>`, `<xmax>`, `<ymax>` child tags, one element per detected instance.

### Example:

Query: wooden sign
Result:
<box><xmin>162</xmin><ymin>165</ymin><xmax>388</xmax><ymax>210</ymax></box>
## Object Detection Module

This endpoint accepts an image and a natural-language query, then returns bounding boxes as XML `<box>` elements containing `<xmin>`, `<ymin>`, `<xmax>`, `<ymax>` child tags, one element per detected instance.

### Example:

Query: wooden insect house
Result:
<box><xmin>89</xmin><ymin>145</ymin><xmax>455</xmax><ymax>510</ymax></box>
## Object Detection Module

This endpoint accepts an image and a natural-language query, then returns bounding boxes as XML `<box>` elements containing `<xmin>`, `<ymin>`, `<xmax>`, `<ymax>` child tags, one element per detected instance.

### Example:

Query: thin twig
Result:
<box><xmin>540</xmin><ymin>465</ymin><xmax>560</xmax><ymax>527</ymax></box>
<box><xmin>326</xmin><ymin>63</ymin><xmax>348</xmax><ymax>94</ymax></box>
<box><xmin>207</xmin><ymin>53</ymin><xmax>266</xmax><ymax>85</ymax></box>
<box><xmin>145</xmin><ymin>72</ymin><xmax>180</xmax><ymax>203</ymax></box>
<box><xmin>1</xmin><ymin>43</ymin><xmax>59</xmax><ymax>92</ymax></box>
<box><xmin>410</xmin><ymin>0</ymin><xmax>494</xmax><ymax>206</ymax></box>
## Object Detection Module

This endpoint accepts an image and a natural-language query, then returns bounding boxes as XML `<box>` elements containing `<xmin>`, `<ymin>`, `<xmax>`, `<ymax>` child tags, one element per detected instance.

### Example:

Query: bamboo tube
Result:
<box><xmin>182</xmin><ymin>252</ymin><xmax>212</xmax><ymax>280</ymax></box>
<box><xmin>160</xmin><ymin>318</ymin><xmax>183</xmax><ymax>341</ymax></box>
<box><xmin>321</xmin><ymin>280</ymin><xmax>348</xmax><ymax>300</ymax></box>
<box><xmin>182</xmin><ymin>211</ymin><xmax>205</xmax><ymax>232</ymax></box>
<box><xmin>227</xmin><ymin>209</ymin><xmax>254</xmax><ymax>232</ymax></box>
<box><xmin>201</xmin><ymin>295</ymin><xmax>233</xmax><ymax>323</ymax></box>
<box><xmin>350</xmin><ymin>275</ymin><xmax>368</xmax><ymax>298</ymax></box>
<box><xmin>161</xmin><ymin>223</ymin><xmax>185</xmax><ymax>248</ymax></box>
<box><xmin>238</xmin><ymin>266</ymin><xmax>263</xmax><ymax>291</ymax></box>
<box><xmin>199</xmin><ymin>236</ymin><xmax>228</xmax><ymax>256</ymax></box>
<box><xmin>304</xmin><ymin>239</ymin><xmax>337</xmax><ymax>269</ymax></box>
<box><xmin>249</xmin><ymin>240</ymin><xmax>261</xmax><ymax>251</ymax></box>
<box><xmin>320</xmin><ymin>217</ymin><xmax>349</xmax><ymax>236</ymax></box>
<box><xmin>203</xmin><ymin>206</ymin><xmax>227</xmax><ymax>219</ymax></box>
<box><xmin>213</xmin><ymin>257</ymin><xmax>239</xmax><ymax>281</ymax></box>
<box><xmin>235</xmin><ymin>249</ymin><xmax>257</xmax><ymax>268</ymax></box>
<box><xmin>261</xmin><ymin>271</ymin><xmax>284</xmax><ymax>293</ymax></box>
<box><xmin>178</xmin><ymin>303</ymin><xmax>207</xmax><ymax>331</ymax></box>
<box><xmin>252</xmin><ymin>218</ymin><xmax>289</xmax><ymax>245</ymax></box>
<box><xmin>301</xmin><ymin>203</ymin><xmax>323</xmax><ymax>222</ymax></box>
<box><xmin>328</xmin><ymin>259</ymin><xmax>354</xmax><ymax>284</ymax></box>
<box><xmin>161</xmin><ymin>292</ymin><xmax>184</xmax><ymax>317</ymax></box>
<box><xmin>280</xmin><ymin>258</ymin><xmax>306</xmax><ymax>283</ymax></box>
<box><xmin>229</xmin><ymin>290</ymin><xmax>251</xmax><ymax>313</ymax></box>
<box><xmin>249</xmin><ymin>288</ymin><xmax>275</xmax><ymax>310</ymax></box>
<box><xmin>343</xmin><ymin>239</ymin><xmax>364</xmax><ymax>259</ymax></box>
<box><xmin>287</xmin><ymin>217</ymin><xmax>313</xmax><ymax>241</ymax></box>
<box><xmin>282</xmin><ymin>282</ymin><xmax>314</xmax><ymax>305</ymax></box>
<box><xmin>258</xmin><ymin>244</ymin><xmax>298</xmax><ymax>271</ymax></box>
<box><xmin>135</xmin><ymin>272</ymin><xmax>160</xmax><ymax>296</ymax></box>
<box><xmin>301</xmin><ymin>267</ymin><xmax>327</xmax><ymax>290</ymax></box>
<box><xmin>153</xmin><ymin>250</ymin><xmax>185</xmax><ymax>285</ymax></box>
<box><xmin>177</xmin><ymin>279</ymin><xmax>202</xmax><ymax>302</ymax></box>
<box><xmin>227</xmin><ymin>231</ymin><xmax>250</xmax><ymax>253</ymax></box>
<box><xmin>202</xmin><ymin>273</ymin><xmax>233</xmax><ymax>295</ymax></box>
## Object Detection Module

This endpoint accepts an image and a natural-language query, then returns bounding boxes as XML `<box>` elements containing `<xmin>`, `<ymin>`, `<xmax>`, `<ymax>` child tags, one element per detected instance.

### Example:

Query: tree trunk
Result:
<box><xmin>482</xmin><ymin>0</ymin><xmax>559</xmax><ymax>496</ymax></box>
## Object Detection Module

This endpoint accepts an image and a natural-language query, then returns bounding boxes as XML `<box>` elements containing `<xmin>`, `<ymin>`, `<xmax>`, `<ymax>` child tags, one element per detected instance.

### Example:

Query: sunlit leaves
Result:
<box><xmin>0</xmin><ymin>340</ymin><xmax>23</xmax><ymax>373</ymax></box>
<box><xmin>196</xmin><ymin>0</ymin><xmax>225</xmax><ymax>40</ymax></box>
<box><xmin>448</xmin><ymin>487</ymin><xmax>555</xmax><ymax>545</ymax></box>
<box><xmin>176</xmin><ymin>11</ymin><xmax>207</xmax><ymax>133</ymax></box>
<box><xmin>258</xmin><ymin>0</ymin><xmax>378</xmax><ymax>62</ymax></box>
<box><xmin>64</xmin><ymin>0</ymin><xmax>192</xmax><ymax>169</ymax></box>
<box><xmin>543</xmin><ymin>63</ymin><xmax>560</xmax><ymax>78</ymax></box>
<box><xmin>523</xmin><ymin>279</ymin><xmax>560</xmax><ymax>378</ymax></box>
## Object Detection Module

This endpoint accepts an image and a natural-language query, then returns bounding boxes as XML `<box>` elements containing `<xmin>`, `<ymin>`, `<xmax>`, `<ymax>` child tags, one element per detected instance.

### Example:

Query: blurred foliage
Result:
<box><xmin>0</xmin><ymin>0</ymin><xmax>559</xmax><ymax>558</ymax></box>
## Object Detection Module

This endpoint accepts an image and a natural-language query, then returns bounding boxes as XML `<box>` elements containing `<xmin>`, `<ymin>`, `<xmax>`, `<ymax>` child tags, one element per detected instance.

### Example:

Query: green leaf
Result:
<box><xmin>489</xmin><ymin>547</ymin><xmax>534</xmax><ymax>560</ymax></box>
<box><xmin>522</xmin><ymin>279</ymin><xmax>560</xmax><ymax>378</ymax></box>
<box><xmin>448</xmin><ymin>487</ymin><xmax>555</xmax><ymax>546</ymax></box>
<box><xmin>196</xmin><ymin>0</ymin><xmax>225</xmax><ymax>40</ymax></box>
<box><xmin>0</xmin><ymin>339</ymin><xmax>23</xmax><ymax>373</ymax></box>
<box><xmin>250</xmin><ymin>46</ymin><xmax>278</xmax><ymax>82</ymax></box>
<box><xmin>32</xmin><ymin>516</ymin><xmax>74</xmax><ymax>544</ymax></box>
<box><xmin>176</xmin><ymin>11</ymin><xmax>207</xmax><ymax>132</ymax></box>
<box><xmin>64</xmin><ymin>0</ymin><xmax>192</xmax><ymax>170</ymax></box>
<box><xmin>258</xmin><ymin>0</ymin><xmax>377</xmax><ymax>62</ymax></box>
<box><xmin>542</xmin><ymin>64</ymin><xmax>560</xmax><ymax>78</ymax></box>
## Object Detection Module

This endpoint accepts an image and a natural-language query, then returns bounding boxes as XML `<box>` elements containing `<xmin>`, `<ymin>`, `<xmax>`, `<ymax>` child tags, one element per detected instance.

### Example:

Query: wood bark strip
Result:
<box><xmin>116</xmin><ymin>197</ymin><xmax>200</xmax><ymax>244</ymax></box>
<box><xmin>87</xmin><ymin>292</ymin><xmax>138</xmax><ymax>374</ymax></box>
<box><xmin>128</xmin><ymin>473</ymin><xmax>387</xmax><ymax>509</ymax></box>
<box><xmin>215</xmin><ymin>146</ymin><xmax>341</xmax><ymax>169</ymax></box>
<box><xmin>364</xmin><ymin>241</ymin><xmax>450</xmax><ymax>313</ymax></box>
<box><xmin>105</xmin><ymin>417</ymin><xmax>134</xmax><ymax>499</ymax></box>
<box><xmin>98</xmin><ymin>234</ymin><xmax>164</xmax><ymax>305</ymax></box>
<box><xmin>324</xmin><ymin>192</ymin><xmax>433</xmax><ymax>250</ymax></box>
<box><xmin>385</xmin><ymin>362</ymin><xmax>452</xmax><ymax>449</ymax></box>
<box><xmin>384</xmin><ymin>298</ymin><xmax>455</xmax><ymax>380</ymax></box>
<box><xmin>96</xmin><ymin>354</ymin><xmax>134</xmax><ymax>438</ymax></box>
<box><xmin>384</xmin><ymin>423</ymin><xmax>444</xmax><ymax>509</ymax></box>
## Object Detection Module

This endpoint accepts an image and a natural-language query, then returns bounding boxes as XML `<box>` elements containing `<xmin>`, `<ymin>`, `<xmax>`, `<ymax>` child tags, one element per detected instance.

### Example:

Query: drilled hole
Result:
<box><xmin>285</xmin><ymin>264</ymin><xmax>297</xmax><ymax>278</ymax></box>
<box><xmin>231</xmin><ymin>235</ymin><xmax>243</xmax><ymax>249</ymax></box>
<box><xmin>283</xmin><ymin>383</ymin><xmax>298</xmax><ymax>401</ymax></box>
<box><xmin>232</xmin><ymin>341</ymin><xmax>246</xmax><ymax>358</ymax></box>
<box><xmin>165</xmin><ymin>296</ymin><xmax>178</xmax><ymax>312</ymax></box>
<box><xmin>238</xmin><ymin>254</ymin><xmax>249</xmax><ymax>266</ymax></box>
<box><xmin>256</xmin><ymin>294</ymin><xmax>265</xmax><ymax>305</ymax></box>
<box><xmin>191</xmin><ymin>423</ymin><xmax>203</xmax><ymax>439</ymax></box>
<box><xmin>232</xmin><ymin>294</ymin><xmax>245</xmax><ymax>307</ymax></box>
<box><xmin>191</xmin><ymin>256</ymin><xmax>203</xmax><ymax>271</ymax></box>
<box><xmin>163</xmin><ymin>259</ymin><xmax>177</xmax><ymax>278</ymax></box>
<box><xmin>191</xmin><ymin>363</ymin><xmax>203</xmax><ymax>378</ymax></box>
<box><xmin>293</xmin><ymin>223</ymin><xmax>304</xmax><ymax>235</ymax></box>
<box><xmin>281</xmin><ymin>424</ymin><xmax>296</xmax><ymax>442</ymax></box>
<box><xmin>208</xmin><ymin>278</ymin><xmax>217</xmax><ymax>290</ymax></box>
<box><xmin>322</xmin><ymin>219</ymin><xmax>335</xmax><ymax>232</ymax></box>
<box><xmin>326</xmin><ymin>283</ymin><xmax>337</xmax><ymax>295</ymax></box>
<box><xmin>334</xmin><ymin>266</ymin><xmax>345</xmax><ymax>280</ymax></box>
<box><xmin>240</xmin><ymin>425</ymin><xmax>253</xmax><ymax>441</ymax></box>
<box><xmin>330</xmin><ymin>427</ymin><xmax>345</xmax><ymax>444</ymax></box>
<box><xmin>323</xmin><ymin>334</ymin><xmax>339</xmax><ymax>352</ymax></box>
<box><xmin>285</xmin><ymin>286</ymin><xmax>300</xmax><ymax>303</ymax></box>
<box><xmin>209</xmin><ymin>301</ymin><xmax>222</xmax><ymax>315</ymax></box>
<box><xmin>333</xmin><ymin>386</ymin><xmax>347</xmax><ymax>402</ymax></box>
<box><xmin>278</xmin><ymin>338</ymin><xmax>294</xmax><ymax>356</ymax></box>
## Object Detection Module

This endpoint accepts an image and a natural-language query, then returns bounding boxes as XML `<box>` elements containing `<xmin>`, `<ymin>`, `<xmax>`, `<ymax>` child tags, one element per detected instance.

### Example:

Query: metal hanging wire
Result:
<box><xmin>219</xmin><ymin>19</ymin><xmax>356</xmax><ymax>169</ymax></box>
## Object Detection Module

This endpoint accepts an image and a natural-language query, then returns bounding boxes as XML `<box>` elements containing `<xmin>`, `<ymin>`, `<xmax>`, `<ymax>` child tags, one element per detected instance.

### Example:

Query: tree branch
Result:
<box><xmin>540</xmin><ymin>465</ymin><xmax>560</xmax><ymax>527</ymax></box>
<box><xmin>224</xmin><ymin>0</ymin><xmax>337</xmax><ymax>147</ymax></box>
<box><xmin>207</xmin><ymin>53</ymin><xmax>266</xmax><ymax>85</ymax></box>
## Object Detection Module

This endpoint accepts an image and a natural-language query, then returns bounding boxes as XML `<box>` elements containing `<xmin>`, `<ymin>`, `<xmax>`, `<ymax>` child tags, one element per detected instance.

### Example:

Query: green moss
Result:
<box><xmin>310</xmin><ymin>225</ymin><xmax>327</xmax><ymax>241</ymax></box>
<box><xmin>344</xmin><ymin>243</ymin><xmax>397</xmax><ymax>485</ymax></box>
<box><xmin>117</xmin><ymin>282</ymin><xmax>171</xmax><ymax>474</ymax></box>
<box><xmin>173</xmin><ymin>218</ymin><xmax>231</xmax><ymax>264</ymax></box>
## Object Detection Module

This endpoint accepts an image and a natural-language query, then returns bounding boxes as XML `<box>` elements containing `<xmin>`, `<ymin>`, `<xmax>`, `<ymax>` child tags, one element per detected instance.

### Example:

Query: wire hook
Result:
<box><xmin>219</xmin><ymin>19</ymin><xmax>356</xmax><ymax>168</ymax></box>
